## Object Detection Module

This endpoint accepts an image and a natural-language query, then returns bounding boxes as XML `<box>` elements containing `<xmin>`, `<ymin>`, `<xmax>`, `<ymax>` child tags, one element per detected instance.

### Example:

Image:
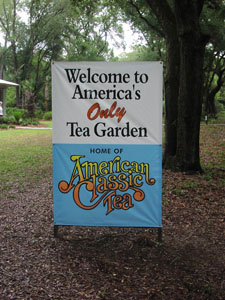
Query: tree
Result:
<box><xmin>118</xmin><ymin>40</ymin><xmax>165</xmax><ymax>61</ymax></box>
<box><xmin>62</xmin><ymin>0</ymin><xmax>116</xmax><ymax>61</ymax></box>
<box><xmin>173</xmin><ymin>0</ymin><xmax>209</xmax><ymax>171</ymax></box>
<box><xmin>0</xmin><ymin>0</ymin><xmax>22</xmax><ymax>103</ymax></box>
<box><xmin>114</xmin><ymin>0</ymin><xmax>214</xmax><ymax>171</ymax></box>
<box><xmin>204</xmin><ymin>51</ymin><xmax>225</xmax><ymax>116</ymax></box>
<box><xmin>202</xmin><ymin>2</ymin><xmax>225</xmax><ymax>117</ymax></box>
<box><xmin>0</xmin><ymin>0</ymin><xmax>116</xmax><ymax>114</ymax></box>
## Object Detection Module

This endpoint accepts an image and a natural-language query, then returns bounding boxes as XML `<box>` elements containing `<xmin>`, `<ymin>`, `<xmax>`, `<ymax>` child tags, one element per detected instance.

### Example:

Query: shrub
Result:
<box><xmin>9</xmin><ymin>125</ymin><xmax>16</xmax><ymax>129</ymax></box>
<box><xmin>3</xmin><ymin>116</ymin><xmax>16</xmax><ymax>124</ymax></box>
<box><xmin>7</xmin><ymin>107</ymin><xmax>27</xmax><ymax>118</ymax></box>
<box><xmin>43</xmin><ymin>111</ymin><xmax>52</xmax><ymax>120</ymax></box>
<box><xmin>31</xmin><ymin>120</ymin><xmax>39</xmax><ymax>126</ymax></box>
<box><xmin>0</xmin><ymin>117</ymin><xmax>10</xmax><ymax>124</ymax></box>
<box><xmin>25</xmin><ymin>118</ymin><xmax>32</xmax><ymax>125</ymax></box>
<box><xmin>20</xmin><ymin>120</ymin><xmax>28</xmax><ymax>126</ymax></box>
<box><xmin>217</xmin><ymin>110</ymin><xmax>225</xmax><ymax>117</ymax></box>
<box><xmin>0</xmin><ymin>124</ymin><xmax>8</xmax><ymax>129</ymax></box>
<box><xmin>13</xmin><ymin>111</ymin><xmax>24</xmax><ymax>124</ymax></box>
<box><xmin>34</xmin><ymin>109</ymin><xmax>44</xmax><ymax>119</ymax></box>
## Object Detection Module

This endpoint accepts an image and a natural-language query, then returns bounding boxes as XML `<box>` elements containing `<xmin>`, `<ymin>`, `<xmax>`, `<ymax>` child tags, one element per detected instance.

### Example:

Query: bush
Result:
<box><xmin>217</xmin><ymin>111</ymin><xmax>225</xmax><ymax>120</ymax></box>
<box><xmin>34</xmin><ymin>109</ymin><xmax>44</xmax><ymax>119</ymax></box>
<box><xmin>6</xmin><ymin>107</ymin><xmax>27</xmax><ymax>118</ymax></box>
<box><xmin>20</xmin><ymin>119</ymin><xmax>39</xmax><ymax>126</ymax></box>
<box><xmin>43</xmin><ymin>111</ymin><xmax>52</xmax><ymax>120</ymax></box>
<box><xmin>0</xmin><ymin>124</ymin><xmax>8</xmax><ymax>129</ymax></box>
<box><xmin>5</xmin><ymin>108</ymin><xmax>27</xmax><ymax>125</ymax></box>
<box><xmin>6</xmin><ymin>116</ymin><xmax>16</xmax><ymax>124</ymax></box>
<box><xmin>31</xmin><ymin>120</ymin><xmax>39</xmax><ymax>126</ymax></box>
<box><xmin>20</xmin><ymin>120</ymin><xmax>28</xmax><ymax>126</ymax></box>
<box><xmin>6</xmin><ymin>107</ymin><xmax>15</xmax><ymax>117</ymax></box>
<box><xmin>0</xmin><ymin>116</ymin><xmax>15</xmax><ymax>124</ymax></box>
<box><xmin>13</xmin><ymin>111</ymin><xmax>24</xmax><ymax>124</ymax></box>
<box><xmin>25</xmin><ymin>118</ymin><xmax>32</xmax><ymax>125</ymax></box>
<box><xmin>9</xmin><ymin>125</ymin><xmax>16</xmax><ymax>129</ymax></box>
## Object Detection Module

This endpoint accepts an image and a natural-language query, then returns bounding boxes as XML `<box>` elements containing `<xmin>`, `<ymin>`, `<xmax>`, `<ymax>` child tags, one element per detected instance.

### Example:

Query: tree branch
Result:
<box><xmin>145</xmin><ymin>0</ymin><xmax>176</xmax><ymax>31</ymax></box>
<box><xmin>129</xmin><ymin>0</ymin><xmax>164</xmax><ymax>37</ymax></box>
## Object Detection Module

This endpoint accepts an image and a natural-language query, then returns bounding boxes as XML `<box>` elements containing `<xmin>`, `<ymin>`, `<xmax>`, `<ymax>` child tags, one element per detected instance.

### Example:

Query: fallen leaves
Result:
<box><xmin>0</xmin><ymin>125</ymin><xmax>224</xmax><ymax>299</ymax></box>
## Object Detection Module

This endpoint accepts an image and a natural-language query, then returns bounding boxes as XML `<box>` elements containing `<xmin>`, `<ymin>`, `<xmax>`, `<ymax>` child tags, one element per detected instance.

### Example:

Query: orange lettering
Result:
<box><xmin>87</xmin><ymin>101</ymin><xmax>126</xmax><ymax>123</ymax></box>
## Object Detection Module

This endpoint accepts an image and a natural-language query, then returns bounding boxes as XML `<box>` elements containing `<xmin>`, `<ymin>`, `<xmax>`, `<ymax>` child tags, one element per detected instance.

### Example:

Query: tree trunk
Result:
<box><xmin>175</xmin><ymin>0</ymin><xmax>208</xmax><ymax>171</ymax></box>
<box><xmin>176</xmin><ymin>35</ymin><xmax>206</xmax><ymax>171</ymax></box>
<box><xmin>145</xmin><ymin>0</ymin><xmax>180</xmax><ymax>169</ymax></box>
<box><xmin>45</xmin><ymin>84</ymin><xmax>49</xmax><ymax>112</ymax></box>
<box><xmin>163</xmin><ymin>37</ymin><xmax>180</xmax><ymax>168</ymax></box>
<box><xmin>12</xmin><ymin>0</ymin><xmax>20</xmax><ymax>107</ymax></box>
<box><xmin>146</xmin><ymin>0</ymin><xmax>208</xmax><ymax>172</ymax></box>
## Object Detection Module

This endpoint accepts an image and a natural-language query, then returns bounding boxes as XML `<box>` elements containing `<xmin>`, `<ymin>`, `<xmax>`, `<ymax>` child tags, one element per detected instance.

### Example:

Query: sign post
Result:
<box><xmin>52</xmin><ymin>62</ymin><xmax>163</xmax><ymax>239</ymax></box>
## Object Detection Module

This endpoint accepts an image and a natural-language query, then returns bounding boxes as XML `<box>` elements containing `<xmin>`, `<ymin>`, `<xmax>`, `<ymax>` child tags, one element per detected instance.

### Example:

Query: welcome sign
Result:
<box><xmin>52</xmin><ymin>61</ymin><xmax>162</xmax><ymax>227</ymax></box>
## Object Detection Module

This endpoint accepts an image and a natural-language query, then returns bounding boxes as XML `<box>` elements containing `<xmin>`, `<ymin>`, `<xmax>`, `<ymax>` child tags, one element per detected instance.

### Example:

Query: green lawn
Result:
<box><xmin>40</xmin><ymin>120</ymin><xmax>52</xmax><ymax>128</ymax></box>
<box><xmin>0</xmin><ymin>129</ymin><xmax>52</xmax><ymax>189</ymax></box>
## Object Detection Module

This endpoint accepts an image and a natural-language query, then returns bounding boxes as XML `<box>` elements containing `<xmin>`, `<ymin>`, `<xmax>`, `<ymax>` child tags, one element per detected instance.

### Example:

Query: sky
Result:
<box><xmin>111</xmin><ymin>23</ymin><xmax>143</xmax><ymax>56</ymax></box>
<box><xmin>0</xmin><ymin>15</ymin><xmax>142</xmax><ymax>57</ymax></box>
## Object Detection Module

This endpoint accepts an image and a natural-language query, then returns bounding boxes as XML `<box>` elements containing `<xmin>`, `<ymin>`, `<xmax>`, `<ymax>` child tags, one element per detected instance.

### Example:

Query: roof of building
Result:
<box><xmin>0</xmin><ymin>79</ymin><xmax>19</xmax><ymax>88</ymax></box>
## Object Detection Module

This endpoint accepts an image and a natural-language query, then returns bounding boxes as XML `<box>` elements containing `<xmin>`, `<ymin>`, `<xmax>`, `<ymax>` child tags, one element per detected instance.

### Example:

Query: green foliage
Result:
<box><xmin>201</xmin><ymin>2</ymin><xmax>225</xmax><ymax>117</ymax></box>
<box><xmin>34</xmin><ymin>109</ymin><xmax>44</xmax><ymax>119</ymax></box>
<box><xmin>5</xmin><ymin>87</ymin><xmax>17</xmax><ymax>107</ymax></box>
<box><xmin>13</xmin><ymin>111</ymin><xmax>24</xmax><ymax>124</ymax></box>
<box><xmin>0</xmin><ymin>117</ymin><xmax>7</xmax><ymax>124</ymax></box>
<box><xmin>119</xmin><ymin>44</ymin><xmax>165</xmax><ymax>62</ymax></box>
<box><xmin>1</xmin><ymin>0</ymin><xmax>118</xmax><ymax>114</ymax></box>
<box><xmin>201</xmin><ymin>1</ymin><xmax>225</xmax><ymax>52</ymax></box>
<box><xmin>0</xmin><ymin>116</ymin><xmax>15</xmax><ymax>124</ymax></box>
<box><xmin>0</xmin><ymin>124</ymin><xmax>8</xmax><ymax>129</ymax></box>
<box><xmin>1</xmin><ymin>0</ymin><xmax>224</xmax><ymax>130</ymax></box>
<box><xmin>43</xmin><ymin>111</ymin><xmax>52</xmax><ymax>120</ymax></box>
<box><xmin>31</xmin><ymin>120</ymin><xmax>39</xmax><ymax>126</ymax></box>
<box><xmin>8</xmin><ymin>124</ymin><xmax>16</xmax><ymax>129</ymax></box>
<box><xmin>6</xmin><ymin>107</ymin><xmax>27</xmax><ymax>118</ymax></box>
<box><xmin>10</xmin><ymin>108</ymin><xmax>27</xmax><ymax>124</ymax></box>
<box><xmin>3</xmin><ymin>107</ymin><xmax>42</xmax><ymax>125</ymax></box>
<box><xmin>20</xmin><ymin>120</ymin><xmax>29</xmax><ymax>126</ymax></box>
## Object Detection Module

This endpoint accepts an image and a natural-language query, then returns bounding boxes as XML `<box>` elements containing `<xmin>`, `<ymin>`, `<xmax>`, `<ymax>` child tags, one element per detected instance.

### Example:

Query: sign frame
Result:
<box><xmin>52</xmin><ymin>61</ymin><xmax>163</xmax><ymax>240</ymax></box>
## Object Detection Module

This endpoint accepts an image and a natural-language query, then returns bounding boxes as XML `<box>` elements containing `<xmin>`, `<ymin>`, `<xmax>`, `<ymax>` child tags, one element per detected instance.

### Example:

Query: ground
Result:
<box><xmin>0</xmin><ymin>125</ymin><xmax>224</xmax><ymax>300</ymax></box>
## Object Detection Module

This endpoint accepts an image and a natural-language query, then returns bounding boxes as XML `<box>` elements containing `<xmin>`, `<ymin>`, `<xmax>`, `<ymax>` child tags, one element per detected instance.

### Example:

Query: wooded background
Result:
<box><xmin>0</xmin><ymin>0</ymin><xmax>224</xmax><ymax>172</ymax></box>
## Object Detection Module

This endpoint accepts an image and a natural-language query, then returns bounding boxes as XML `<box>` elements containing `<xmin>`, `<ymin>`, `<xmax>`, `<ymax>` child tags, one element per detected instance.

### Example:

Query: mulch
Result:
<box><xmin>0</xmin><ymin>124</ymin><xmax>225</xmax><ymax>299</ymax></box>
<box><xmin>0</xmin><ymin>167</ymin><xmax>224</xmax><ymax>300</ymax></box>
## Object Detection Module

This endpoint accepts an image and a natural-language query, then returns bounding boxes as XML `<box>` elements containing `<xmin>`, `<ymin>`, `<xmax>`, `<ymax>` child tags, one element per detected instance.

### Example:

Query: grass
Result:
<box><xmin>40</xmin><ymin>120</ymin><xmax>52</xmax><ymax>128</ymax></box>
<box><xmin>0</xmin><ymin>129</ymin><xmax>52</xmax><ymax>189</ymax></box>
